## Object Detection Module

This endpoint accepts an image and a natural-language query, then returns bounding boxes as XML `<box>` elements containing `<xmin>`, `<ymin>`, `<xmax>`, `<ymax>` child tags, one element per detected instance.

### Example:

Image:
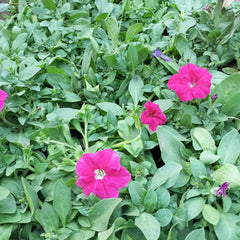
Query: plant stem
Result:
<box><xmin>111</xmin><ymin>133</ymin><xmax>141</xmax><ymax>149</ymax></box>
<box><xmin>84</xmin><ymin>118</ymin><xmax>89</xmax><ymax>150</ymax></box>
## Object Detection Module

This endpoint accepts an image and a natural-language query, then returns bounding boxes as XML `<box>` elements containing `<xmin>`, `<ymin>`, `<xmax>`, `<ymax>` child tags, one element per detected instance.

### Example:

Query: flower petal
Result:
<box><xmin>96</xmin><ymin>149</ymin><xmax>121</xmax><ymax>172</ymax></box>
<box><xmin>76</xmin><ymin>153</ymin><xmax>97</xmax><ymax>176</ymax></box>
<box><xmin>0</xmin><ymin>89</ymin><xmax>8</xmax><ymax>102</ymax></box>
<box><xmin>105</xmin><ymin>167</ymin><xmax>131</xmax><ymax>189</ymax></box>
<box><xmin>168</xmin><ymin>63</ymin><xmax>212</xmax><ymax>102</ymax></box>
<box><xmin>141</xmin><ymin>101</ymin><xmax>167</xmax><ymax>131</ymax></box>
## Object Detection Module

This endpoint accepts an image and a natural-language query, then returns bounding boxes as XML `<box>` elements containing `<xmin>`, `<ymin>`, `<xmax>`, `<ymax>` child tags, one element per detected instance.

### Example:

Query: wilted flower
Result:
<box><xmin>151</xmin><ymin>49</ymin><xmax>172</xmax><ymax>62</ymax></box>
<box><xmin>168</xmin><ymin>63</ymin><xmax>212</xmax><ymax>102</ymax></box>
<box><xmin>222</xmin><ymin>0</ymin><xmax>240</xmax><ymax>8</ymax></box>
<box><xmin>216</xmin><ymin>182</ymin><xmax>230</xmax><ymax>197</ymax></box>
<box><xmin>0</xmin><ymin>89</ymin><xmax>8</xmax><ymax>111</ymax></box>
<box><xmin>141</xmin><ymin>101</ymin><xmax>167</xmax><ymax>131</ymax></box>
<box><xmin>76</xmin><ymin>149</ymin><xmax>131</xmax><ymax>199</ymax></box>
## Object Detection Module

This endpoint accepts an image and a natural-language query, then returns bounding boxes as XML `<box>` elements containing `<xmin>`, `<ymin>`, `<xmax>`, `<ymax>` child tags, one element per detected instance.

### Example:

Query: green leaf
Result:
<box><xmin>202</xmin><ymin>204</ymin><xmax>220</xmax><ymax>225</ymax></box>
<box><xmin>0</xmin><ymin>211</ymin><xmax>21</xmax><ymax>224</ymax></box>
<box><xmin>155</xmin><ymin>187</ymin><xmax>170</xmax><ymax>209</ymax></box>
<box><xmin>19</xmin><ymin>65</ymin><xmax>41</xmax><ymax>81</ymax></box>
<box><xmin>40</xmin><ymin>202</ymin><xmax>59</xmax><ymax>232</ymax></box>
<box><xmin>103</xmin><ymin>54</ymin><xmax>127</xmax><ymax>72</ymax></box>
<box><xmin>212</xmin><ymin>73</ymin><xmax>240</xmax><ymax>105</ymax></box>
<box><xmin>53</xmin><ymin>180</ymin><xmax>71</xmax><ymax>228</ymax></box>
<box><xmin>97</xmin><ymin>102</ymin><xmax>123</xmax><ymax>116</ymax></box>
<box><xmin>175</xmin><ymin>34</ymin><xmax>196</xmax><ymax>63</ymax></box>
<box><xmin>184</xmin><ymin>197</ymin><xmax>205</xmax><ymax>221</ymax></box>
<box><xmin>98</xmin><ymin>217</ymin><xmax>130</xmax><ymax>240</ymax></box>
<box><xmin>138</xmin><ymin>47</ymin><xmax>149</xmax><ymax>65</ymax></box>
<box><xmin>18</xmin><ymin>0</ymin><xmax>27</xmax><ymax>13</ymax></box>
<box><xmin>214</xmin><ymin>213</ymin><xmax>240</xmax><ymax>240</ymax></box>
<box><xmin>95</xmin><ymin>0</ymin><xmax>113</xmax><ymax>14</ymax></box>
<box><xmin>185</xmin><ymin>229</ymin><xmax>206</xmax><ymax>240</ymax></box>
<box><xmin>0</xmin><ymin>186</ymin><xmax>10</xmax><ymax>201</ymax></box>
<box><xmin>12</xmin><ymin>33</ymin><xmax>27</xmax><ymax>51</ymax></box>
<box><xmin>135</xmin><ymin>212</ymin><xmax>160</xmax><ymax>240</ymax></box>
<box><xmin>128</xmin><ymin>76</ymin><xmax>143</xmax><ymax>107</ymax></box>
<box><xmin>63</xmin><ymin>91</ymin><xmax>81</xmax><ymax>102</ymax></box>
<box><xmin>46</xmin><ymin>73</ymin><xmax>71</xmax><ymax>90</ymax></box>
<box><xmin>199</xmin><ymin>150</ymin><xmax>220</xmax><ymax>165</ymax></box>
<box><xmin>0</xmin><ymin>3</ymin><xmax>9</xmax><ymax>12</ymax></box>
<box><xmin>7</xmin><ymin>132</ymin><xmax>30</xmax><ymax>147</ymax></box>
<box><xmin>89</xmin><ymin>198</ymin><xmax>122</xmax><ymax>231</ymax></box>
<box><xmin>190</xmin><ymin>157</ymin><xmax>207</xmax><ymax>179</ymax></box>
<box><xmin>118</xmin><ymin>120</ymin><xmax>131</xmax><ymax>140</ymax></box>
<box><xmin>172</xmin><ymin>208</ymin><xmax>188</xmax><ymax>230</ymax></box>
<box><xmin>69</xmin><ymin>230</ymin><xmax>95</xmax><ymax>240</ymax></box>
<box><xmin>143</xmin><ymin>189</ymin><xmax>157</xmax><ymax>213</ymax></box>
<box><xmin>0</xmin><ymin>194</ymin><xmax>16</xmax><ymax>214</ymax></box>
<box><xmin>149</xmin><ymin>162</ymin><xmax>182</xmax><ymax>190</ymax></box>
<box><xmin>154</xmin><ymin>209</ymin><xmax>173</xmax><ymax>227</ymax></box>
<box><xmin>175</xmin><ymin>0</ymin><xmax>208</xmax><ymax>12</ymax></box>
<box><xmin>21</xmin><ymin>177</ymin><xmax>39</xmax><ymax>215</ymax></box>
<box><xmin>47</xmin><ymin>108</ymin><xmax>80</xmax><ymax>123</ymax></box>
<box><xmin>0</xmin><ymin>224</ymin><xmax>13</xmax><ymax>240</ymax></box>
<box><xmin>82</xmin><ymin>43</ymin><xmax>93</xmax><ymax>74</ymax></box>
<box><xmin>127</xmin><ymin>45</ymin><xmax>139</xmax><ymax>71</ymax></box>
<box><xmin>106</xmin><ymin>16</ymin><xmax>119</xmax><ymax>44</ymax></box>
<box><xmin>221</xmin><ymin>92</ymin><xmax>240</xmax><ymax>116</ymax></box>
<box><xmin>41</xmin><ymin>0</ymin><xmax>56</xmax><ymax>11</ymax></box>
<box><xmin>125</xmin><ymin>23</ymin><xmax>143</xmax><ymax>42</ymax></box>
<box><xmin>212</xmin><ymin>163</ymin><xmax>240</xmax><ymax>188</ymax></box>
<box><xmin>218</xmin><ymin>129</ymin><xmax>240</xmax><ymax>164</ymax></box>
<box><xmin>154</xmin><ymin>99</ymin><xmax>174</xmax><ymax>112</ymax></box>
<box><xmin>157</xmin><ymin>126</ymin><xmax>186</xmax><ymax>164</ymax></box>
<box><xmin>191</xmin><ymin>127</ymin><xmax>216</xmax><ymax>152</ymax></box>
<box><xmin>128</xmin><ymin>182</ymin><xmax>147</xmax><ymax>207</ymax></box>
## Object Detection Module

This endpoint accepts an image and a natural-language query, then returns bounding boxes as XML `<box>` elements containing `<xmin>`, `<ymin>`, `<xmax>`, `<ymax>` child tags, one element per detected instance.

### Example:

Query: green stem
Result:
<box><xmin>84</xmin><ymin>118</ymin><xmax>89</xmax><ymax>150</ymax></box>
<box><xmin>0</xmin><ymin>113</ymin><xmax>15</xmax><ymax>126</ymax></box>
<box><xmin>111</xmin><ymin>133</ymin><xmax>141</xmax><ymax>149</ymax></box>
<box><xmin>47</xmin><ymin>140</ymin><xmax>77</xmax><ymax>150</ymax></box>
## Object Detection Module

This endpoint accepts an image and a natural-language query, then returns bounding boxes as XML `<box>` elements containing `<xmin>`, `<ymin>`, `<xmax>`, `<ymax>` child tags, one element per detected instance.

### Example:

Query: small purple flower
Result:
<box><xmin>216</xmin><ymin>182</ymin><xmax>230</xmax><ymax>198</ymax></box>
<box><xmin>203</xmin><ymin>5</ymin><xmax>211</xmax><ymax>11</ymax></box>
<box><xmin>151</xmin><ymin>49</ymin><xmax>172</xmax><ymax>62</ymax></box>
<box><xmin>211</xmin><ymin>93</ymin><xmax>218</xmax><ymax>103</ymax></box>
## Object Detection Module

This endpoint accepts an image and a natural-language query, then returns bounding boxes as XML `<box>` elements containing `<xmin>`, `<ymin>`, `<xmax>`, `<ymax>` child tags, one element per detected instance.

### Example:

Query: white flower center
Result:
<box><xmin>94</xmin><ymin>169</ymin><xmax>106</xmax><ymax>180</ymax></box>
<box><xmin>189</xmin><ymin>82</ymin><xmax>196</xmax><ymax>88</ymax></box>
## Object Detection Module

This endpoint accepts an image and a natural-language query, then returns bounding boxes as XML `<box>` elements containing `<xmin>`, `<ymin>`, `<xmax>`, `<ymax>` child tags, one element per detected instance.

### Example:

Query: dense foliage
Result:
<box><xmin>0</xmin><ymin>0</ymin><xmax>240</xmax><ymax>239</ymax></box>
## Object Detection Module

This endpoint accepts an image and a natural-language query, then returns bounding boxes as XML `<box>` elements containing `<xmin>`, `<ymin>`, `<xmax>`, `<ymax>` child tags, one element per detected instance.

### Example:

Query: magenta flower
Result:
<box><xmin>151</xmin><ymin>49</ymin><xmax>172</xmax><ymax>62</ymax></box>
<box><xmin>168</xmin><ymin>63</ymin><xmax>212</xmax><ymax>102</ymax></box>
<box><xmin>76</xmin><ymin>149</ymin><xmax>131</xmax><ymax>199</ymax></box>
<box><xmin>0</xmin><ymin>89</ymin><xmax>8</xmax><ymax>111</ymax></box>
<box><xmin>141</xmin><ymin>101</ymin><xmax>167</xmax><ymax>131</ymax></box>
<box><xmin>216</xmin><ymin>182</ymin><xmax>230</xmax><ymax>198</ymax></box>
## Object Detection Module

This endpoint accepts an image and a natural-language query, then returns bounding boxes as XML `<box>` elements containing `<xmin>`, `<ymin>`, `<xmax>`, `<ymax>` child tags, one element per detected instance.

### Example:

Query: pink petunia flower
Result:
<box><xmin>141</xmin><ymin>101</ymin><xmax>167</xmax><ymax>132</ymax></box>
<box><xmin>0</xmin><ymin>89</ymin><xmax>8</xmax><ymax>111</ymax></box>
<box><xmin>168</xmin><ymin>63</ymin><xmax>212</xmax><ymax>102</ymax></box>
<box><xmin>76</xmin><ymin>149</ymin><xmax>131</xmax><ymax>199</ymax></box>
<box><xmin>216</xmin><ymin>182</ymin><xmax>230</xmax><ymax>198</ymax></box>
